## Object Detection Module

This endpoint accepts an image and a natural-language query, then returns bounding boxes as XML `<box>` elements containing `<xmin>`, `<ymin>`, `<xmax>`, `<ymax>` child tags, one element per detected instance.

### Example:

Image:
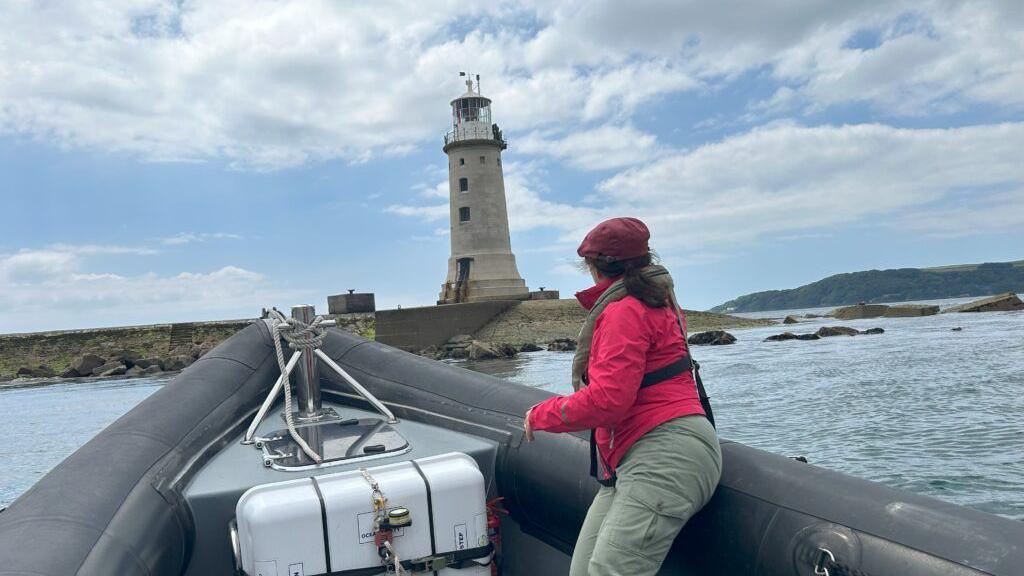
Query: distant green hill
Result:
<box><xmin>710</xmin><ymin>260</ymin><xmax>1024</xmax><ymax>313</ymax></box>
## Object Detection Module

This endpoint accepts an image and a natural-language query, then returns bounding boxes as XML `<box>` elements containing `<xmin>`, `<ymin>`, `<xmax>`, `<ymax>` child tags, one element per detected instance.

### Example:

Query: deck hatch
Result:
<box><xmin>259</xmin><ymin>417</ymin><xmax>409</xmax><ymax>470</ymax></box>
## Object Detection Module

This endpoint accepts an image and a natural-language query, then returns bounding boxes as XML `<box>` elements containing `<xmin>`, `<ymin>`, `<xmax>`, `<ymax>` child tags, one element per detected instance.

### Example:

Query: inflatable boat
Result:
<box><xmin>1</xmin><ymin>312</ymin><xmax>1021</xmax><ymax>576</ymax></box>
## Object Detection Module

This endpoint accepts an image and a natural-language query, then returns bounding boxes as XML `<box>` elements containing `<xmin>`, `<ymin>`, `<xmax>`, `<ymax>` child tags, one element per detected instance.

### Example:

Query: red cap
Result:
<box><xmin>577</xmin><ymin>217</ymin><xmax>650</xmax><ymax>261</ymax></box>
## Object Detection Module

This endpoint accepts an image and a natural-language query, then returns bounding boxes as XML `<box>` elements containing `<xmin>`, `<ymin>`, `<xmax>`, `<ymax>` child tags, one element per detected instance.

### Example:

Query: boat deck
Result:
<box><xmin>183</xmin><ymin>400</ymin><xmax>499</xmax><ymax>576</ymax></box>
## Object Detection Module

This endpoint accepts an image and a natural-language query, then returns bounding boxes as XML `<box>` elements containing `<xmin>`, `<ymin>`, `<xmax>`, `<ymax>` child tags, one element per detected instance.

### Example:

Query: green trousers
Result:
<box><xmin>569</xmin><ymin>415</ymin><xmax>722</xmax><ymax>576</ymax></box>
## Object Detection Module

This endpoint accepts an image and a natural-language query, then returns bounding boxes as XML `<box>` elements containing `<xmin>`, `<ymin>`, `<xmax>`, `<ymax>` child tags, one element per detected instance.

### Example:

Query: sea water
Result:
<box><xmin>460</xmin><ymin>298</ymin><xmax>1024</xmax><ymax>520</ymax></box>
<box><xmin>1</xmin><ymin>298</ymin><xmax>1022</xmax><ymax>520</ymax></box>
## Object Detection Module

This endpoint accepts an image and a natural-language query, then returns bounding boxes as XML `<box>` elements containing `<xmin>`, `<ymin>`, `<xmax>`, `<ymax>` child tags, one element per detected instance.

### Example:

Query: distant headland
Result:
<box><xmin>711</xmin><ymin>260</ymin><xmax>1024</xmax><ymax>313</ymax></box>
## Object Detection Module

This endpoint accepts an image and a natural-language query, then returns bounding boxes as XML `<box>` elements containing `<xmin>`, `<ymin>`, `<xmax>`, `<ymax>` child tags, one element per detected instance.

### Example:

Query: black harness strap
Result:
<box><xmin>310</xmin><ymin>476</ymin><xmax>333</xmax><ymax>574</ymax></box>
<box><xmin>590</xmin><ymin>356</ymin><xmax>704</xmax><ymax>487</ymax></box>
<box><xmin>409</xmin><ymin>460</ymin><xmax>439</xmax><ymax>576</ymax></box>
<box><xmin>640</xmin><ymin>356</ymin><xmax>692</xmax><ymax>387</ymax></box>
<box><xmin>325</xmin><ymin>543</ymin><xmax>494</xmax><ymax>576</ymax></box>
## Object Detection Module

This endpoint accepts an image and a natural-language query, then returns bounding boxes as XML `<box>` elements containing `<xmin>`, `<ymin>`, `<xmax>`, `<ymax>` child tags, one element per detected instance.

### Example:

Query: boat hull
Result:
<box><xmin>0</xmin><ymin>322</ymin><xmax>1019</xmax><ymax>575</ymax></box>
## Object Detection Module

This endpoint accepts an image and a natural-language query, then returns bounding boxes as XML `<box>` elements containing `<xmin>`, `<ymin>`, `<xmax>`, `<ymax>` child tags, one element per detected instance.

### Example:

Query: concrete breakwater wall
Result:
<box><xmin>0</xmin><ymin>314</ymin><xmax>375</xmax><ymax>381</ymax></box>
<box><xmin>377</xmin><ymin>299</ymin><xmax>774</xmax><ymax>352</ymax></box>
<box><xmin>473</xmin><ymin>300</ymin><xmax>775</xmax><ymax>347</ymax></box>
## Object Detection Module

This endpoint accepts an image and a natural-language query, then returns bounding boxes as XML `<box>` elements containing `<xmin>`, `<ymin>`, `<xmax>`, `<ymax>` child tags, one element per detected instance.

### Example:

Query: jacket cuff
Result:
<box><xmin>529</xmin><ymin>397</ymin><xmax>570</xmax><ymax>432</ymax></box>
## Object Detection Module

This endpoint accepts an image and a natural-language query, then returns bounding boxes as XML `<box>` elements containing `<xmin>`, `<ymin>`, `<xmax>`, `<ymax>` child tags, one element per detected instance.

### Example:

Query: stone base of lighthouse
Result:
<box><xmin>438</xmin><ymin>252</ymin><xmax>530</xmax><ymax>304</ymax></box>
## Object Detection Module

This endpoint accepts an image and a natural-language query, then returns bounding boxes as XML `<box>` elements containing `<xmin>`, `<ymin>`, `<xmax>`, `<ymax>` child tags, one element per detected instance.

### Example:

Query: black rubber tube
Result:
<box><xmin>1</xmin><ymin>325</ymin><xmax>1021</xmax><ymax>576</ymax></box>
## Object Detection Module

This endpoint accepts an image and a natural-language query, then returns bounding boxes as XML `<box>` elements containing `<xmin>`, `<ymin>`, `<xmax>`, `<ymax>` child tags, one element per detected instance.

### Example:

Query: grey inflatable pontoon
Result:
<box><xmin>0</xmin><ymin>320</ymin><xmax>1020</xmax><ymax>575</ymax></box>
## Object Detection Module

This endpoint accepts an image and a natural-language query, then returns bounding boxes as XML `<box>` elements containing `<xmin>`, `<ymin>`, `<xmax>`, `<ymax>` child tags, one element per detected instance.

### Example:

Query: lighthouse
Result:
<box><xmin>438</xmin><ymin>75</ymin><xmax>529</xmax><ymax>304</ymax></box>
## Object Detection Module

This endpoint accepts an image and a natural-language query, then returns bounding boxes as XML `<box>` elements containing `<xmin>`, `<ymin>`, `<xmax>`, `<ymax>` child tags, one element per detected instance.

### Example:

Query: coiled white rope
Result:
<box><xmin>267</xmin><ymin>308</ymin><xmax>327</xmax><ymax>464</ymax></box>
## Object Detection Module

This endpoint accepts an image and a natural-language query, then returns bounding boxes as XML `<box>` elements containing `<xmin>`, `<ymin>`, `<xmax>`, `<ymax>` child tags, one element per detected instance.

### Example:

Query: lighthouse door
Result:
<box><xmin>455</xmin><ymin>258</ymin><xmax>472</xmax><ymax>303</ymax></box>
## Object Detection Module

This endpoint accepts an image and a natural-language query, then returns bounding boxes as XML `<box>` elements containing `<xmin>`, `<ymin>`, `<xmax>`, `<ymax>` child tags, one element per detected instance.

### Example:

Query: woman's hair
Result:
<box><xmin>588</xmin><ymin>252</ymin><xmax>670</xmax><ymax>308</ymax></box>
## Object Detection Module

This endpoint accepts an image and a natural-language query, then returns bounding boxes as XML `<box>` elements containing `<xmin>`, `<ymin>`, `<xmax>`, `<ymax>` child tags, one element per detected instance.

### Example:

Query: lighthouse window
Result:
<box><xmin>459</xmin><ymin>207</ymin><xmax>471</xmax><ymax>222</ymax></box>
<box><xmin>459</xmin><ymin>177</ymin><xmax>468</xmax><ymax>192</ymax></box>
<box><xmin>459</xmin><ymin>158</ymin><xmax>465</xmax><ymax>166</ymax></box>
<box><xmin>479</xmin><ymin>155</ymin><xmax>486</xmax><ymax>164</ymax></box>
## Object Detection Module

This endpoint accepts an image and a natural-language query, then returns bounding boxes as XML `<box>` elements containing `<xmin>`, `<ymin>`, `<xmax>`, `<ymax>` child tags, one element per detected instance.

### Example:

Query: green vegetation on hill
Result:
<box><xmin>711</xmin><ymin>260</ymin><xmax>1024</xmax><ymax>313</ymax></box>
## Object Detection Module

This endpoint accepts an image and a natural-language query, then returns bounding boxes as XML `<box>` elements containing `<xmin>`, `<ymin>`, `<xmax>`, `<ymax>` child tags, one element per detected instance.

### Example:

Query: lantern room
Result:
<box><xmin>452</xmin><ymin>92</ymin><xmax>492</xmax><ymax>126</ymax></box>
<box><xmin>444</xmin><ymin>75</ymin><xmax>505</xmax><ymax>150</ymax></box>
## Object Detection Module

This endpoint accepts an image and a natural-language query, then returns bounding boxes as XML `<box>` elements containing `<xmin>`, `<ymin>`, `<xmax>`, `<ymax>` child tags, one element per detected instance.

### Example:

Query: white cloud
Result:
<box><xmin>597</xmin><ymin>122</ymin><xmax>1024</xmax><ymax>250</ymax></box>
<box><xmin>384</xmin><ymin>203</ymin><xmax>449</xmax><ymax>222</ymax></box>
<box><xmin>2</xmin><ymin>1</ymin><xmax>1021</xmax><ymax>170</ymax></box>
<box><xmin>896</xmin><ymin>188</ymin><xmax>1024</xmax><ymax>238</ymax></box>
<box><xmin>161</xmin><ymin>232</ymin><xmax>243</xmax><ymax>245</ymax></box>
<box><xmin>502</xmin><ymin>161</ymin><xmax>603</xmax><ymax>234</ymax></box>
<box><xmin>381</xmin><ymin>122</ymin><xmax>1024</xmax><ymax>258</ymax></box>
<box><xmin>0</xmin><ymin>244</ymin><xmax>300</xmax><ymax>332</ymax></box>
<box><xmin>517</xmin><ymin>124</ymin><xmax>661</xmax><ymax>171</ymax></box>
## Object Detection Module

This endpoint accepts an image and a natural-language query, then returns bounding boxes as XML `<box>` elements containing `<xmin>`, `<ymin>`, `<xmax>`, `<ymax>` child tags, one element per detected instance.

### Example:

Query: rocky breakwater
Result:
<box><xmin>884</xmin><ymin>304</ymin><xmax>940</xmax><ymax>317</ymax></box>
<box><xmin>765</xmin><ymin>326</ymin><xmax>884</xmax><ymax>342</ymax></box>
<box><xmin>942</xmin><ymin>292</ymin><xmax>1024</xmax><ymax>313</ymax></box>
<box><xmin>467</xmin><ymin>299</ymin><xmax>773</xmax><ymax>352</ymax></box>
<box><xmin>1</xmin><ymin>314</ymin><xmax>375</xmax><ymax>383</ymax></box>
<box><xmin>831</xmin><ymin>301</ymin><xmax>954</xmax><ymax>319</ymax></box>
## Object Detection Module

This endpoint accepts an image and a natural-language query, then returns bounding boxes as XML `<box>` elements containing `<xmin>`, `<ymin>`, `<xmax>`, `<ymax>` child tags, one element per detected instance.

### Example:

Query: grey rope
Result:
<box><xmin>267</xmin><ymin>308</ymin><xmax>328</xmax><ymax>463</ymax></box>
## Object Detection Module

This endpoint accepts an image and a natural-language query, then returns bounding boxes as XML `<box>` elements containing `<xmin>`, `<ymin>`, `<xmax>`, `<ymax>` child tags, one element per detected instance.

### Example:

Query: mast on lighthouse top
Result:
<box><xmin>444</xmin><ymin>73</ymin><xmax>506</xmax><ymax>152</ymax></box>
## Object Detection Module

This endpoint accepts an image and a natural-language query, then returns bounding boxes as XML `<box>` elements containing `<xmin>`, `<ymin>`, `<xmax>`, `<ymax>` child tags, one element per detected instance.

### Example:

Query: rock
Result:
<box><xmin>134</xmin><ymin>357</ymin><xmax>164</xmax><ymax>370</ymax></box>
<box><xmin>884</xmin><ymin>304</ymin><xmax>939</xmax><ymax>317</ymax></box>
<box><xmin>816</xmin><ymin>326</ymin><xmax>860</xmax><ymax>337</ymax></box>
<box><xmin>417</xmin><ymin>346</ymin><xmax>444</xmax><ymax>360</ymax></box>
<box><xmin>125</xmin><ymin>366</ymin><xmax>146</xmax><ymax>377</ymax></box>
<box><xmin>17</xmin><ymin>365</ymin><xmax>55</xmax><ymax>378</ymax></box>
<box><xmin>688</xmin><ymin>330</ymin><xmax>737</xmax><ymax>346</ymax></box>
<box><xmin>860</xmin><ymin>327</ymin><xmax>885</xmax><ymax>335</ymax></box>
<box><xmin>764</xmin><ymin>332</ymin><xmax>820</xmax><ymax>342</ymax></box>
<box><xmin>110</xmin><ymin>350</ymin><xmax>141</xmax><ymax>368</ymax></box>
<box><xmin>59</xmin><ymin>367</ymin><xmax>81</xmax><ymax>378</ymax></box>
<box><xmin>832</xmin><ymin>304</ymin><xmax>890</xmax><ymax>320</ymax></box>
<box><xmin>142</xmin><ymin>365</ymin><xmax>163</xmax><ymax>375</ymax></box>
<box><xmin>92</xmin><ymin>361</ymin><xmax>127</xmax><ymax>377</ymax></box>
<box><xmin>803</xmin><ymin>313</ymin><xmax>822</xmax><ymax>319</ymax></box>
<box><xmin>72</xmin><ymin>354</ymin><xmax>106</xmax><ymax>375</ymax></box>
<box><xmin>496</xmin><ymin>343</ymin><xmax>519</xmax><ymax>358</ymax></box>
<box><xmin>547</xmin><ymin>338</ymin><xmax>577</xmax><ymax>352</ymax></box>
<box><xmin>0</xmin><ymin>374</ymin><xmax>13</xmax><ymax>383</ymax></box>
<box><xmin>449</xmin><ymin>334</ymin><xmax>473</xmax><ymax>344</ymax></box>
<box><xmin>783</xmin><ymin>315</ymin><xmax>799</xmax><ymax>324</ymax></box>
<box><xmin>519</xmin><ymin>343</ymin><xmax>543</xmax><ymax>352</ymax></box>
<box><xmin>162</xmin><ymin>355</ymin><xmax>194</xmax><ymax>371</ymax></box>
<box><xmin>467</xmin><ymin>341</ymin><xmax>504</xmax><ymax>360</ymax></box>
<box><xmin>448</xmin><ymin>347</ymin><xmax>470</xmax><ymax>360</ymax></box>
<box><xmin>942</xmin><ymin>292</ymin><xmax>1024</xmax><ymax>313</ymax></box>
<box><xmin>190</xmin><ymin>344</ymin><xmax>212</xmax><ymax>360</ymax></box>
<box><xmin>951</xmin><ymin>327</ymin><xmax>963</xmax><ymax>332</ymax></box>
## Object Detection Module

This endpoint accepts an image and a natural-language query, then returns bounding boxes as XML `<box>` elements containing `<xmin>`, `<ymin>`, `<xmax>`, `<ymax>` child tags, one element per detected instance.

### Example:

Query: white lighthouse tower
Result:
<box><xmin>438</xmin><ymin>75</ymin><xmax>529</xmax><ymax>304</ymax></box>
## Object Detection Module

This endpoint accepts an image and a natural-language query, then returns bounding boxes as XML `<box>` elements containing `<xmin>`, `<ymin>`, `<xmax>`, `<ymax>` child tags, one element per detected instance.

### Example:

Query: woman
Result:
<box><xmin>524</xmin><ymin>217</ymin><xmax>722</xmax><ymax>576</ymax></box>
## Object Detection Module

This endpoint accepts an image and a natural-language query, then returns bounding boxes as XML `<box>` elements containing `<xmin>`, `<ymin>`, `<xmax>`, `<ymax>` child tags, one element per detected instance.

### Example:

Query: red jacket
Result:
<box><xmin>528</xmin><ymin>277</ymin><xmax>705</xmax><ymax>480</ymax></box>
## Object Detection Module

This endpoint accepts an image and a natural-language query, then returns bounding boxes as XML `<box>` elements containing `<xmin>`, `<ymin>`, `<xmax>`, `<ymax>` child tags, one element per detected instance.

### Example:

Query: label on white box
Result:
<box><xmin>288</xmin><ymin>563</ymin><xmax>305</xmax><ymax>576</ymax></box>
<box><xmin>454</xmin><ymin>523</ymin><xmax>468</xmax><ymax>550</ymax></box>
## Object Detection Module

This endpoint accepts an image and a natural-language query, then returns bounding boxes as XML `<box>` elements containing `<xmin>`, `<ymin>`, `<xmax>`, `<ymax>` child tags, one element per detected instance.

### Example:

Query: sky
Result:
<box><xmin>2</xmin><ymin>0</ymin><xmax>1023</xmax><ymax>333</ymax></box>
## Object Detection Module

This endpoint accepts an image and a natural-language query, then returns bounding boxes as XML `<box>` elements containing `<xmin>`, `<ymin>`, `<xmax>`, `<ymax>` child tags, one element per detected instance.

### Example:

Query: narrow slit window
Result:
<box><xmin>459</xmin><ymin>158</ymin><xmax>465</xmax><ymax>166</ymax></box>
<box><xmin>496</xmin><ymin>156</ymin><xmax>501</xmax><ymax>166</ymax></box>
<box><xmin>479</xmin><ymin>155</ymin><xmax>486</xmax><ymax>164</ymax></box>
<box><xmin>459</xmin><ymin>207</ymin><xmax>470</xmax><ymax>222</ymax></box>
<box><xmin>459</xmin><ymin>177</ymin><xmax>469</xmax><ymax>192</ymax></box>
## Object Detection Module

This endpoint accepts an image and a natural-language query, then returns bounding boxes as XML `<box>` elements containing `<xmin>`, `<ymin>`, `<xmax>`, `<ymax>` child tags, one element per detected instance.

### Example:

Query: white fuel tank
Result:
<box><xmin>235</xmin><ymin>452</ymin><xmax>489</xmax><ymax>576</ymax></box>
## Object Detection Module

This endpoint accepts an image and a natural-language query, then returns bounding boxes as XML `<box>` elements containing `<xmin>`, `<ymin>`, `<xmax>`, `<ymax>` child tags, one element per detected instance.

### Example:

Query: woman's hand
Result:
<box><xmin>524</xmin><ymin>408</ymin><xmax>534</xmax><ymax>442</ymax></box>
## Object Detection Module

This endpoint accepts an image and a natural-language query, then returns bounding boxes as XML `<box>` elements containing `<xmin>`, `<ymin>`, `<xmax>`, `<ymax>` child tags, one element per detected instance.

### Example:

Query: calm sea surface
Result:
<box><xmin>2</xmin><ymin>297</ymin><xmax>1022</xmax><ymax>521</ymax></box>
